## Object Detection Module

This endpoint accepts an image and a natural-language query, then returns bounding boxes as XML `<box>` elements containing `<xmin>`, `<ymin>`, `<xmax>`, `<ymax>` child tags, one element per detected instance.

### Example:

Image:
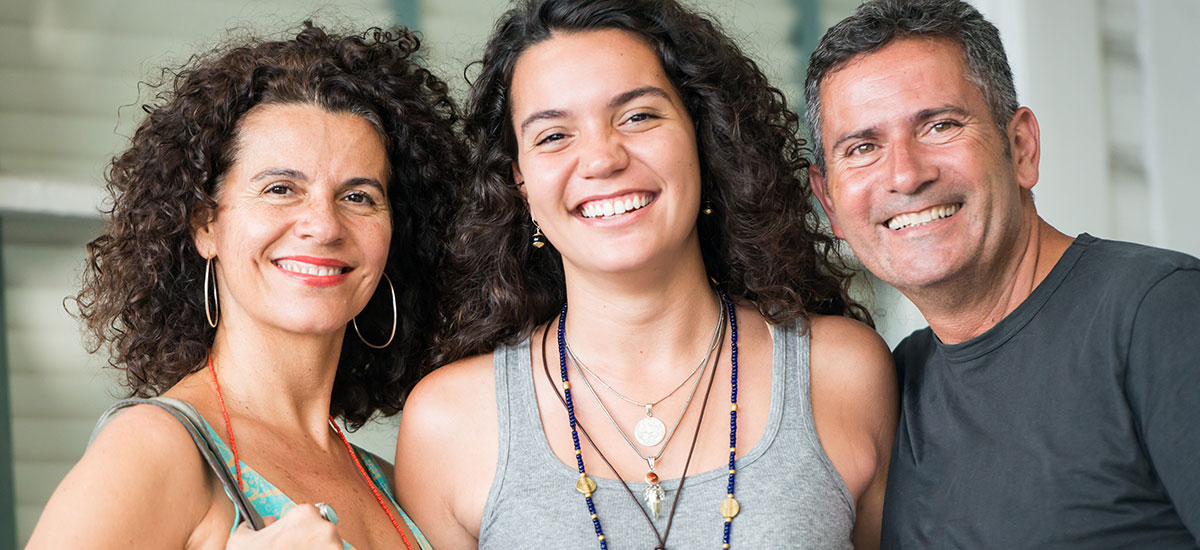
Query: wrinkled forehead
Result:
<box><xmin>819</xmin><ymin>38</ymin><xmax>987</xmax><ymax>135</ymax></box>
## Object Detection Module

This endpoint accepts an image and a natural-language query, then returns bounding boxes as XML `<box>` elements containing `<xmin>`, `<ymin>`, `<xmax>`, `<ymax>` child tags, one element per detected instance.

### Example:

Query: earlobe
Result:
<box><xmin>809</xmin><ymin>165</ymin><xmax>845</xmax><ymax>239</ymax></box>
<box><xmin>1009</xmin><ymin>107</ymin><xmax>1041</xmax><ymax>191</ymax></box>
<box><xmin>191</xmin><ymin>210</ymin><xmax>217</xmax><ymax>259</ymax></box>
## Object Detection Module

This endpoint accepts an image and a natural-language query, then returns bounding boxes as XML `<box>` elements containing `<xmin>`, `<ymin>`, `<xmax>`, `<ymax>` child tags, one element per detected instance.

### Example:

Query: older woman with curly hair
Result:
<box><xmin>28</xmin><ymin>22</ymin><xmax>462</xmax><ymax>549</ymax></box>
<box><xmin>395</xmin><ymin>0</ymin><xmax>898</xmax><ymax>548</ymax></box>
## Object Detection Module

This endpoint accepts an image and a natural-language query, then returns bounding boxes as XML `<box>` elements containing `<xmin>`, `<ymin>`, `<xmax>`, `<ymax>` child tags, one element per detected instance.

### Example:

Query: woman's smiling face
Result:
<box><xmin>194</xmin><ymin>102</ymin><xmax>392</xmax><ymax>337</ymax></box>
<box><xmin>509</xmin><ymin>28</ymin><xmax>703</xmax><ymax>277</ymax></box>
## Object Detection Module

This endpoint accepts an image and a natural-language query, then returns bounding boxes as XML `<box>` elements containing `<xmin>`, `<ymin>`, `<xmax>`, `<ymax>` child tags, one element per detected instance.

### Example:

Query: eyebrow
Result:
<box><xmin>345</xmin><ymin>177</ymin><xmax>387</xmax><ymax>196</ymax></box>
<box><xmin>518</xmin><ymin>109</ymin><xmax>568</xmax><ymax>135</ymax></box>
<box><xmin>516</xmin><ymin>86</ymin><xmax>674</xmax><ymax>135</ymax></box>
<box><xmin>251</xmin><ymin>168</ymin><xmax>385</xmax><ymax>195</ymax></box>
<box><xmin>251</xmin><ymin>167</ymin><xmax>308</xmax><ymax>182</ymax></box>
<box><xmin>914</xmin><ymin>105</ymin><xmax>971</xmax><ymax>123</ymax></box>
<box><xmin>829</xmin><ymin>104</ymin><xmax>971</xmax><ymax>154</ymax></box>
<box><xmin>608</xmin><ymin>86</ymin><xmax>671</xmax><ymax>109</ymax></box>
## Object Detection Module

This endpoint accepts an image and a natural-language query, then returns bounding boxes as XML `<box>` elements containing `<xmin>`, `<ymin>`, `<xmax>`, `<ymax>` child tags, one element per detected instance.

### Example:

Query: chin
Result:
<box><xmin>268</xmin><ymin>310</ymin><xmax>355</xmax><ymax>336</ymax></box>
<box><xmin>879</xmin><ymin>261</ymin><xmax>964</xmax><ymax>294</ymax></box>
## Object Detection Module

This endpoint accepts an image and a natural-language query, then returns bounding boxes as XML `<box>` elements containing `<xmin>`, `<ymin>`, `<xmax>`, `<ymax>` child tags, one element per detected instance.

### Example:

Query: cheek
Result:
<box><xmin>362</xmin><ymin>218</ymin><xmax>393</xmax><ymax>262</ymax></box>
<box><xmin>522</xmin><ymin>176</ymin><xmax>566</xmax><ymax>218</ymax></box>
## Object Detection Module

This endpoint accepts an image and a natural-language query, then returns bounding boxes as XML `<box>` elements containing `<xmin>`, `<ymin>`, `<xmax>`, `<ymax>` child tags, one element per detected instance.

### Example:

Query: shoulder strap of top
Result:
<box><xmin>90</xmin><ymin>397</ymin><xmax>266</xmax><ymax>530</ymax></box>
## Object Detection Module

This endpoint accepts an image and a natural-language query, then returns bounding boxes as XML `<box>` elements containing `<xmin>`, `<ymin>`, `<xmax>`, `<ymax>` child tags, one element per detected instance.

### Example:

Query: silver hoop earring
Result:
<box><xmin>204</xmin><ymin>257</ymin><xmax>219</xmax><ymax>328</ymax></box>
<box><xmin>353</xmin><ymin>273</ymin><xmax>396</xmax><ymax>349</ymax></box>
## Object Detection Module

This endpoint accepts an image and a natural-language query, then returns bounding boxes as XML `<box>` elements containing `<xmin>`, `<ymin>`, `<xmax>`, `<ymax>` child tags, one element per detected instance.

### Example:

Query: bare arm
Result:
<box><xmin>26</xmin><ymin>405</ymin><xmax>216</xmax><ymax>549</ymax></box>
<box><xmin>808</xmin><ymin>315</ymin><xmax>899</xmax><ymax>550</ymax></box>
<box><xmin>395</xmin><ymin>353</ymin><xmax>498</xmax><ymax>550</ymax></box>
<box><xmin>28</xmin><ymin>403</ymin><xmax>345</xmax><ymax>550</ymax></box>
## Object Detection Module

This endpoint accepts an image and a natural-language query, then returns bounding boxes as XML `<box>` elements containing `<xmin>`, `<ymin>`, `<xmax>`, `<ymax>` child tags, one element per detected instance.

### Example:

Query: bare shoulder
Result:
<box><xmin>808</xmin><ymin>314</ymin><xmax>893</xmax><ymax>377</ymax></box>
<box><xmin>394</xmin><ymin>351</ymin><xmax>499</xmax><ymax>545</ymax></box>
<box><xmin>807</xmin><ymin>313</ymin><xmax>896</xmax><ymax>427</ymax></box>
<box><xmin>400</xmin><ymin>352</ymin><xmax>497</xmax><ymax>442</ymax></box>
<box><xmin>806</xmin><ymin>314</ymin><xmax>898</xmax><ymax>505</ymax></box>
<box><xmin>27</xmin><ymin>402</ymin><xmax>213</xmax><ymax>548</ymax></box>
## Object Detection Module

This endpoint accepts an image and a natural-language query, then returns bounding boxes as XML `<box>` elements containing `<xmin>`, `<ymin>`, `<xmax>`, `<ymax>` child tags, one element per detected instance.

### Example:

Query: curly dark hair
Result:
<box><xmin>74</xmin><ymin>21</ymin><xmax>466</xmax><ymax>428</ymax></box>
<box><xmin>436</xmin><ymin>0</ymin><xmax>870</xmax><ymax>364</ymax></box>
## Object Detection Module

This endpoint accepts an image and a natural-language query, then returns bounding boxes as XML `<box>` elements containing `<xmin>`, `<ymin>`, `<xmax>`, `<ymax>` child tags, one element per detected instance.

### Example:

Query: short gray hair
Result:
<box><xmin>804</xmin><ymin>0</ymin><xmax>1018</xmax><ymax>173</ymax></box>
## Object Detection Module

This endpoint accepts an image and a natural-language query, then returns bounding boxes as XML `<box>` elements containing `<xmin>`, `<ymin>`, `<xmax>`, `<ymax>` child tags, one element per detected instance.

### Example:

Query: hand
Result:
<box><xmin>226</xmin><ymin>503</ymin><xmax>344</xmax><ymax>549</ymax></box>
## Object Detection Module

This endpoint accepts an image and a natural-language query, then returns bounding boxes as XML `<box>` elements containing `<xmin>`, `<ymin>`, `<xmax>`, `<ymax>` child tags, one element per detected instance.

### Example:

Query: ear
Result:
<box><xmin>190</xmin><ymin>206</ymin><xmax>217</xmax><ymax>259</ymax></box>
<box><xmin>809</xmin><ymin>164</ymin><xmax>845</xmax><ymax>239</ymax></box>
<box><xmin>512</xmin><ymin>162</ymin><xmax>527</xmax><ymax>199</ymax></box>
<box><xmin>1008</xmin><ymin>107</ymin><xmax>1040</xmax><ymax>192</ymax></box>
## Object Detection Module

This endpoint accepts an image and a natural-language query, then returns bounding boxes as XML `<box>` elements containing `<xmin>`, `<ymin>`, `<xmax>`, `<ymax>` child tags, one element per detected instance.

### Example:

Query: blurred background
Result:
<box><xmin>0</xmin><ymin>0</ymin><xmax>1196</xmax><ymax>545</ymax></box>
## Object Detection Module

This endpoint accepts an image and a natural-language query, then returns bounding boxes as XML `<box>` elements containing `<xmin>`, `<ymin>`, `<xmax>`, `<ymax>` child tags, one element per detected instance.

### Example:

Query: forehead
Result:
<box><xmin>509</xmin><ymin>28</ymin><xmax>678</xmax><ymax>118</ymax></box>
<box><xmin>818</xmin><ymin>38</ymin><xmax>989</xmax><ymax>135</ymax></box>
<box><xmin>235</xmin><ymin>104</ymin><xmax>384</xmax><ymax>156</ymax></box>
<box><xmin>224</xmin><ymin>103</ymin><xmax>389</xmax><ymax>187</ymax></box>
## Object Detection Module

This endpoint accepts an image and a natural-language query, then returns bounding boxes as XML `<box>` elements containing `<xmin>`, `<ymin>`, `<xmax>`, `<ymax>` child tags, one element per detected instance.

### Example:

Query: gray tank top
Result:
<box><xmin>479</xmin><ymin>319</ymin><xmax>855</xmax><ymax>549</ymax></box>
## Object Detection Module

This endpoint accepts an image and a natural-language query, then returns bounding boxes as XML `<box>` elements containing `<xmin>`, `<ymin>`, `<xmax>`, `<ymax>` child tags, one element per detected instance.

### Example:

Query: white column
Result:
<box><xmin>1138</xmin><ymin>0</ymin><xmax>1200</xmax><ymax>257</ymax></box>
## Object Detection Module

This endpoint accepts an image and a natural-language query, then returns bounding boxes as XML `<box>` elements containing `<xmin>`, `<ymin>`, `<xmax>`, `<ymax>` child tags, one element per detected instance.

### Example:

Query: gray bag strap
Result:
<box><xmin>90</xmin><ymin>397</ymin><xmax>266</xmax><ymax>530</ymax></box>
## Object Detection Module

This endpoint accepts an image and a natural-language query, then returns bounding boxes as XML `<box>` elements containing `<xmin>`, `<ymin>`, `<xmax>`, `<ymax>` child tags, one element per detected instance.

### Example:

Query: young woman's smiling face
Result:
<box><xmin>510</xmin><ymin>29</ymin><xmax>703</xmax><ymax>277</ymax></box>
<box><xmin>194</xmin><ymin>102</ymin><xmax>392</xmax><ymax>337</ymax></box>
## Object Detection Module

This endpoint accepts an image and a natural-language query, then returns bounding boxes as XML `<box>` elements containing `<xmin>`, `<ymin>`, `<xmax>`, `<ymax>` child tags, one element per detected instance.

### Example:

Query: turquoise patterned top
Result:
<box><xmin>197</xmin><ymin>416</ymin><xmax>433</xmax><ymax>549</ymax></box>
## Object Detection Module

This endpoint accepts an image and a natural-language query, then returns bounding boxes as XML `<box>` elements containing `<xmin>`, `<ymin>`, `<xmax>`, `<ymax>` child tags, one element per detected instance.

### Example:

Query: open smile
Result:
<box><xmin>577</xmin><ymin>192</ymin><xmax>655</xmax><ymax>219</ymax></box>
<box><xmin>886</xmin><ymin>203</ymin><xmax>962</xmax><ymax>231</ymax></box>
<box><xmin>272</xmin><ymin>257</ymin><xmax>353</xmax><ymax>287</ymax></box>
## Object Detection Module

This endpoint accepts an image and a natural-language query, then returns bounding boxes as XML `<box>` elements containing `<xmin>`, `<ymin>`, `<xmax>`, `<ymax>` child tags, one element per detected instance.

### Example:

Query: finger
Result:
<box><xmin>280</xmin><ymin>504</ymin><xmax>343</xmax><ymax>539</ymax></box>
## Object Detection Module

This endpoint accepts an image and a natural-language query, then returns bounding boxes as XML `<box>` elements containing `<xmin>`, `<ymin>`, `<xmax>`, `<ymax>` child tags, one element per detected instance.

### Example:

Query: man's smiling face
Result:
<box><xmin>811</xmin><ymin>37</ymin><xmax>1032</xmax><ymax>295</ymax></box>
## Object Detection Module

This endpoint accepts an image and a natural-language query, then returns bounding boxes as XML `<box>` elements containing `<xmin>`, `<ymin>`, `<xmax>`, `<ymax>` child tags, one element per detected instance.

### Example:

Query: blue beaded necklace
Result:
<box><xmin>555</xmin><ymin>290</ymin><xmax>740</xmax><ymax>549</ymax></box>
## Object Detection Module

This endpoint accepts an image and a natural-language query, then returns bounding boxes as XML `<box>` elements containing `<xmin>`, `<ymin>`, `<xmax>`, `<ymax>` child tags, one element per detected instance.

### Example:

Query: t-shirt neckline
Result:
<box><xmin>935</xmin><ymin>233</ymin><xmax>1095</xmax><ymax>363</ymax></box>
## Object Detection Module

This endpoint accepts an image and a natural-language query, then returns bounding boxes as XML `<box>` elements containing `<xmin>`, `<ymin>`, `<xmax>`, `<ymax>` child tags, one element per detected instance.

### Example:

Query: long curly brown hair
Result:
<box><xmin>436</xmin><ymin>0</ymin><xmax>870</xmax><ymax>365</ymax></box>
<box><xmin>74</xmin><ymin>22</ymin><xmax>466</xmax><ymax>428</ymax></box>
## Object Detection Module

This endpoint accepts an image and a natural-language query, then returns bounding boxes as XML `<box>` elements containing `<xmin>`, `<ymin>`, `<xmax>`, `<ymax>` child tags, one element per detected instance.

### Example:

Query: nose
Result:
<box><xmin>294</xmin><ymin>196</ymin><xmax>343</xmax><ymax>244</ymax></box>
<box><xmin>576</xmin><ymin>128</ymin><xmax>629</xmax><ymax>179</ymax></box>
<box><xmin>887</xmin><ymin>138</ymin><xmax>938</xmax><ymax>195</ymax></box>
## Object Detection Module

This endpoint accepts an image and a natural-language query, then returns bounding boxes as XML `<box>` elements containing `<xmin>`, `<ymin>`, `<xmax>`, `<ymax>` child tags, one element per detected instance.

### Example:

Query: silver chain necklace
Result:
<box><xmin>565</xmin><ymin>299</ymin><xmax>724</xmax><ymax>447</ymax></box>
<box><xmin>565</xmin><ymin>298</ymin><xmax>725</xmax><ymax>519</ymax></box>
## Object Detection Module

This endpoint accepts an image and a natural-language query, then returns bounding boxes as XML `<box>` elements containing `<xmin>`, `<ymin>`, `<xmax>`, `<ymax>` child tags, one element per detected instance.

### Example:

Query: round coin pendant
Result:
<box><xmin>576</xmin><ymin>474</ymin><xmax>597</xmax><ymax>494</ymax></box>
<box><xmin>634</xmin><ymin>416</ymin><xmax>666</xmax><ymax>446</ymax></box>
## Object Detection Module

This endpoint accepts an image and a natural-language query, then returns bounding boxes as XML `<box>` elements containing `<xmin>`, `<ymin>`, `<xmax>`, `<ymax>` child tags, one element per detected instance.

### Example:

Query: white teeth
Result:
<box><xmin>276</xmin><ymin>260</ymin><xmax>345</xmax><ymax>277</ymax></box>
<box><xmin>886</xmin><ymin>203</ymin><xmax>961</xmax><ymax>231</ymax></box>
<box><xmin>580</xmin><ymin>193</ymin><xmax>652</xmax><ymax>219</ymax></box>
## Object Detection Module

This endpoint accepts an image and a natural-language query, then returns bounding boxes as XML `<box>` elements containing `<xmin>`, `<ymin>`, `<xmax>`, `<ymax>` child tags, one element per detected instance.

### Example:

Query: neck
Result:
<box><xmin>912</xmin><ymin>208</ymin><xmax>1074</xmax><ymax>345</ymax></box>
<box><xmin>560</xmin><ymin>247</ymin><xmax>722</xmax><ymax>384</ymax></box>
<box><xmin>207</xmin><ymin>314</ymin><xmax>345</xmax><ymax>434</ymax></box>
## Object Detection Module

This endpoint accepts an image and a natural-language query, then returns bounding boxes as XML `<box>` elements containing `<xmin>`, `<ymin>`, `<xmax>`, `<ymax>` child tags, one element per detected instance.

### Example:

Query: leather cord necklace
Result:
<box><xmin>568</xmin><ymin>311</ymin><xmax>717</xmax><ymax>519</ymax></box>
<box><xmin>540</xmin><ymin>313</ymin><xmax>725</xmax><ymax>550</ymax></box>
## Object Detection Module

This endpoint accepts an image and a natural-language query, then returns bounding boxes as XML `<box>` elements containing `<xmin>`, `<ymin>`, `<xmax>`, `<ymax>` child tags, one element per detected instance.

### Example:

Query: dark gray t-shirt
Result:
<box><xmin>882</xmin><ymin>234</ymin><xmax>1200</xmax><ymax>548</ymax></box>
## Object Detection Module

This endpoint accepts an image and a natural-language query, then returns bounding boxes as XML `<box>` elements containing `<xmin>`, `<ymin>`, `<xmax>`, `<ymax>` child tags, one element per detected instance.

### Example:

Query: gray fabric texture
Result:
<box><xmin>479</xmin><ymin>318</ymin><xmax>855</xmax><ymax>549</ymax></box>
<box><xmin>883</xmin><ymin>234</ymin><xmax>1200</xmax><ymax>548</ymax></box>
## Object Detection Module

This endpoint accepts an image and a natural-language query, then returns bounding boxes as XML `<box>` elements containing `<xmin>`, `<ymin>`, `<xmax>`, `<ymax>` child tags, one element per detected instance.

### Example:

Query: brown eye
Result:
<box><xmin>343</xmin><ymin>191</ymin><xmax>376</xmax><ymax>205</ymax></box>
<box><xmin>626</xmin><ymin>112</ymin><xmax>657</xmax><ymax>123</ymax></box>
<box><xmin>536</xmin><ymin>133</ymin><xmax>566</xmax><ymax>146</ymax></box>
<box><xmin>852</xmin><ymin>143</ymin><xmax>876</xmax><ymax>156</ymax></box>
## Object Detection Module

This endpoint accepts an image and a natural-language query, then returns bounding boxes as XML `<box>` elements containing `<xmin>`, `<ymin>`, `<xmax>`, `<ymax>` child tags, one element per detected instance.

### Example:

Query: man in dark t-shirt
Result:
<box><xmin>804</xmin><ymin>0</ymin><xmax>1200</xmax><ymax>547</ymax></box>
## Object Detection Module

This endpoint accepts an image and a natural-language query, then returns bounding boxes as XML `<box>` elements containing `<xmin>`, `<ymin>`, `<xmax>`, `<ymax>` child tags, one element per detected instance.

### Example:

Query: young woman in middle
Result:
<box><xmin>396</xmin><ymin>0</ymin><xmax>897</xmax><ymax>548</ymax></box>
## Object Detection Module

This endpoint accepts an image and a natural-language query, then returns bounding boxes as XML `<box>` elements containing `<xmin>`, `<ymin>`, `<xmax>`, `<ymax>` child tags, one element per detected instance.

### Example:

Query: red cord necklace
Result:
<box><xmin>206</xmin><ymin>352</ymin><xmax>415</xmax><ymax>550</ymax></box>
